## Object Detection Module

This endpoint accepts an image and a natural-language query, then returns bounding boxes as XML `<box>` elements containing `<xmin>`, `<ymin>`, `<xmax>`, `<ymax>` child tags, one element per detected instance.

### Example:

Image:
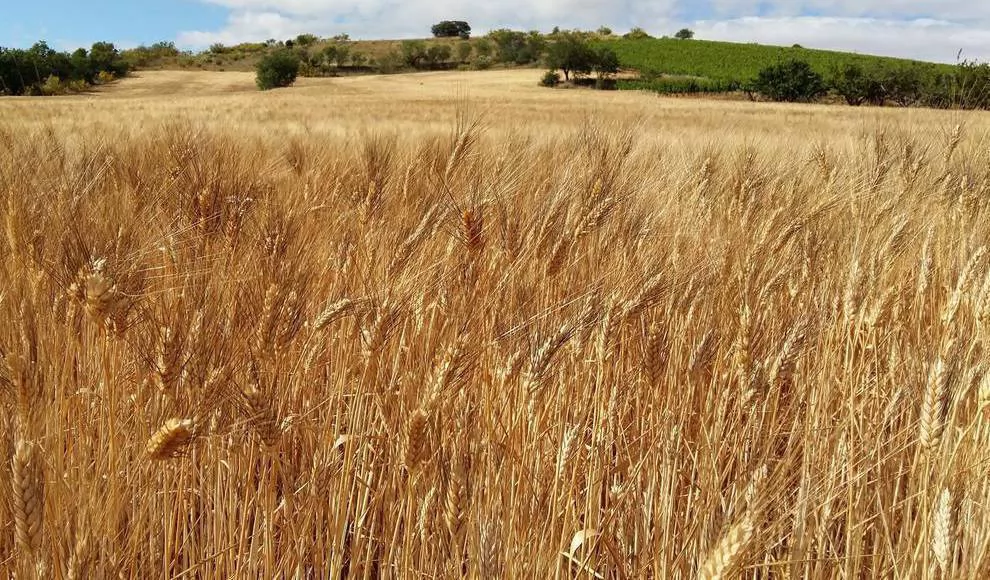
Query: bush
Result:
<box><xmin>623</xmin><ymin>27</ymin><xmax>652</xmax><ymax>40</ymax></box>
<box><xmin>425</xmin><ymin>45</ymin><xmax>452</xmax><ymax>68</ymax></box>
<box><xmin>595</xmin><ymin>77</ymin><xmax>617</xmax><ymax>90</ymax></box>
<box><xmin>540</xmin><ymin>70</ymin><xmax>561</xmax><ymax>87</ymax></box>
<box><xmin>456</xmin><ymin>42</ymin><xmax>473</xmax><ymax>63</ymax></box>
<box><xmin>674</xmin><ymin>29</ymin><xmax>695</xmax><ymax>40</ymax></box>
<box><xmin>255</xmin><ymin>49</ymin><xmax>300</xmax><ymax>90</ymax></box>
<box><xmin>40</xmin><ymin>75</ymin><xmax>66</xmax><ymax>95</ymax></box>
<box><xmin>750</xmin><ymin>59</ymin><xmax>826</xmax><ymax>102</ymax></box>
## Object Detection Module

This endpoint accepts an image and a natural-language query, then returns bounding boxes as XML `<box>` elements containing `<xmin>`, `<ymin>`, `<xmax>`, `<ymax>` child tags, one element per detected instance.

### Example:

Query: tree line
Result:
<box><xmin>0</xmin><ymin>41</ymin><xmax>130</xmax><ymax>95</ymax></box>
<box><xmin>747</xmin><ymin>59</ymin><xmax>990</xmax><ymax>110</ymax></box>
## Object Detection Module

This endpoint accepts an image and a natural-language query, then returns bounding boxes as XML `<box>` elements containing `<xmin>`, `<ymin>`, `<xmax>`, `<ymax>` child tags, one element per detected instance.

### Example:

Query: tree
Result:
<box><xmin>750</xmin><ymin>59</ymin><xmax>826</xmax><ymax>102</ymax></box>
<box><xmin>89</xmin><ymin>41</ymin><xmax>129</xmax><ymax>77</ymax></box>
<box><xmin>597</xmin><ymin>26</ymin><xmax>613</xmax><ymax>36</ymax></box>
<box><xmin>432</xmin><ymin>21</ymin><xmax>471</xmax><ymax>39</ymax></box>
<box><xmin>255</xmin><ymin>49</ymin><xmax>300</xmax><ymax>90</ymax></box>
<box><xmin>882</xmin><ymin>65</ymin><xmax>925</xmax><ymax>107</ymax></box>
<box><xmin>830</xmin><ymin>63</ymin><xmax>884</xmax><ymax>106</ymax></box>
<box><xmin>487</xmin><ymin>29</ymin><xmax>544</xmax><ymax>65</ymax></box>
<box><xmin>593</xmin><ymin>46</ymin><xmax>620</xmax><ymax>80</ymax></box>
<box><xmin>674</xmin><ymin>28</ymin><xmax>695</xmax><ymax>40</ymax></box>
<box><xmin>546</xmin><ymin>34</ymin><xmax>595</xmax><ymax>81</ymax></box>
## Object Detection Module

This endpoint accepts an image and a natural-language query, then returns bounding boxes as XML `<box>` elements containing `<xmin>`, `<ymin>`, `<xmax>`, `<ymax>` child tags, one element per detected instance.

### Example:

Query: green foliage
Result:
<box><xmin>674</xmin><ymin>29</ymin><xmax>695</xmax><ymax>40</ymax></box>
<box><xmin>830</xmin><ymin>63</ymin><xmax>885</xmax><ymax>106</ymax></box>
<box><xmin>376</xmin><ymin>51</ymin><xmax>404</xmax><ymax>74</ymax></box>
<box><xmin>953</xmin><ymin>61</ymin><xmax>990</xmax><ymax>109</ymax></box>
<box><xmin>209</xmin><ymin>43</ymin><xmax>227</xmax><ymax>54</ymax></box>
<box><xmin>623</xmin><ymin>27</ymin><xmax>652</xmax><ymax>40</ymax></box>
<box><xmin>255</xmin><ymin>49</ymin><xmax>300</xmax><ymax>90</ymax></box>
<box><xmin>122</xmin><ymin>42</ymin><xmax>180</xmax><ymax>68</ymax></box>
<box><xmin>425</xmin><ymin>45</ymin><xmax>452</xmax><ymax>67</ymax></box>
<box><xmin>320</xmin><ymin>43</ymin><xmax>351</xmax><ymax>71</ymax></box>
<box><xmin>401</xmin><ymin>40</ymin><xmax>428</xmax><ymax>68</ymax></box>
<box><xmin>597</xmin><ymin>26</ymin><xmax>613</xmax><ymax>37</ymax></box>
<box><xmin>0</xmin><ymin>40</ymin><xmax>128</xmax><ymax>96</ymax></box>
<box><xmin>432</xmin><ymin>21</ymin><xmax>471</xmax><ymax>39</ymax></box>
<box><xmin>605</xmin><ymin>37</ymin><xmax>953</xmax><ymax>87</ymax></box>
<box><xmin>349</xmin><ymin>52</ymin><xmax>367</xmax><ymax>67</ymax></box>
<box><xmin>547</xmin><ymin>33</ymin><xmax>595</xmax><ymax>80</ymax></box>
<box><xmin>540</xmin><ymin>70</ymin><xmax>561</xmax><ymax>87</ymax></box>
<box><xmin>881</xmin><ymin>64</ymin><xmax>925</xmax><ymax>106</ymax></box>
<box><xmin>593</xmin><ymin>46</ymin><xmax>620</xmax><ymax>79</ymax></box>
<box><xmin>474</xmin><ymin>39</ymin><xmax>493</xmax><ymax>58</ymax></box>
<box><xmin>456</xmin><ymin>41</ymin><xmax>473</xmax><ymax>63</ymax></box>
<box><xmin>619</xmin><ymin>76</ymin><xmax>742</xmax><ymax>94</ymax></box>
<box><xmin>750</xmin><ymin>59</ymin><xmax>826</xmax><ymax>102</ymax></box>
<box><xmin>487</xmin><ymin>29</ymin><xmax>545</xmax><ymax>65</ymax></box>
<box><xmin>295</xmin><ymin>34</ymin><xmax>319</xmax><ymax>47</ymax></box>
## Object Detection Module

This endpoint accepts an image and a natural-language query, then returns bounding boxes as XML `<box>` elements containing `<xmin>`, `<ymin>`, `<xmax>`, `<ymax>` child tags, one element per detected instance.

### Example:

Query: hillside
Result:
<box><xmin>604</xmin><ymin>37</ymin><xmax>954</xmax><ymax>83</ymax></box>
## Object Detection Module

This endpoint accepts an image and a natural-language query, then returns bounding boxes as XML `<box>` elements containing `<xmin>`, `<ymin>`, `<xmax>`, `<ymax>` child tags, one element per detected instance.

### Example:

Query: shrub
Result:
<box><xmin>456</xmin><ymin>42</ymin><xmax>473</xmax><ymax>63</ymax></box>
<box><xmin>623</xmin><ymin>27</ymin><xmax>652</xmax><ymax>40</ymax></box>
<box><xmin>540</xmin><ymin>70</ymin><xmax>561</xmax><ymax>87</ymax></box>
<box><xmin>425</xmin><ymin>45</ymin><xmax>452</xmax><ymax>68</ymax></box>
<box><xmin>400</xmin><ymin>41</ymin><xmax>427</xmax><ymax>68</ymax></box>
<box><xmin>674</xmin><ymin>28</ymin><xmax>695</xmax><ymax>40</ymax></box>
<box><xmin>595</xmin><ymin>77</ymin><xmax>617</xmax><ymax>90</ymax></box>
<box><xmin>295</xmin><ymin>34</ymin><xmax>319</xmax><ymax>47</ymax></box>
<box><xmin>750</xmin><ymin>59</ymin><xmax>826</xmax><ymax>102</ymax></box>
<box><xmin>255</xmin><ymin>49</ymin><xmax>300</xmax><ymax>90</ymax></box>
<box><xmin>472</xmin><ymin>56</ymin><xmax>493</xmax><ymax>70</ymax></box>
<box><xmin>40</xmin><ymin>75</ymin><xmax>66</xmax><ymax>95</ymax></box>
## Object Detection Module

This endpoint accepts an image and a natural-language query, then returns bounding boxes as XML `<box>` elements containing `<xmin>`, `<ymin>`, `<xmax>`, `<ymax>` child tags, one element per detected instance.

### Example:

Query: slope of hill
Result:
<box><xmin>605</xmin><ymin>37</ymin><xmax>954</xmax><ymax>83</ymax></box>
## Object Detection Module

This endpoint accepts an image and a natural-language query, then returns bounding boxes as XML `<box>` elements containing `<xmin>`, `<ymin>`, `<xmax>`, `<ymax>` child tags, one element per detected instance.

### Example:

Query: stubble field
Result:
<box><xmin>2</xmin><ymin>69</ymin><xmax>990</xmax><ymax>578</ymax></box>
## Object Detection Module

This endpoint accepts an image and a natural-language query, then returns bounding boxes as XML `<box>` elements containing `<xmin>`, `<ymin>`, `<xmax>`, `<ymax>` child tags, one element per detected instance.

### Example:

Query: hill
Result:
<box><xmin>604</xmin><ymin>37</ymin><xmax>954</xmax><ymax>83</ymax></box>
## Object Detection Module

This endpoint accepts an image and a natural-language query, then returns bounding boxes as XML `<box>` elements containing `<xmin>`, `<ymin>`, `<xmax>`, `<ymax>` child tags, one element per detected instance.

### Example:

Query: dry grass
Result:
<box><xmin>2</xmin><ymin>69</ymin><xmax>990</xmax><ymax>577</ymax></box>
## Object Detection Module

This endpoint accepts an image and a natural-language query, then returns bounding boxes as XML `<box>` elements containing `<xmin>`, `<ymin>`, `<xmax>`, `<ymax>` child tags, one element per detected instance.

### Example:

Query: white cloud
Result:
<box><xmin>176</xmin><ymin>0</ymin><xmax>990</xmax><ymax>63</ymax></box>
<box><xmin>696</xmin><ymin>17</ymin><xmax>990</xmax><ymax>63</ymax></box>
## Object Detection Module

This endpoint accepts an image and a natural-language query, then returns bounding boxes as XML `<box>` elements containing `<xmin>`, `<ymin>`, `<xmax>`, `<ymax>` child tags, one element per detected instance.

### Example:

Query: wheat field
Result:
<box><xmin>2</xmin><ymin>69</ymin><xmax>990</xmax><ymax>578</ymax></box>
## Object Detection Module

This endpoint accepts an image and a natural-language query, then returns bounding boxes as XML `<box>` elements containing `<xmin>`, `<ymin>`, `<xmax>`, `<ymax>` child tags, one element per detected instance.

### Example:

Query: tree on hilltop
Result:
<box><xmin>432</xmin><ymin>21</ymin><xmax>472</xmax><ymax>39</ymax></box>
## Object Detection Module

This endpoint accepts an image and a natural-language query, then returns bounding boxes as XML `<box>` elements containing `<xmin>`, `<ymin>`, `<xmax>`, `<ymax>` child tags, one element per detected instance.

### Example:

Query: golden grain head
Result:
<box><xmin>145</xmin><ymin>419</ymin><xmax>196</xmax><ymax>460</ymax></box>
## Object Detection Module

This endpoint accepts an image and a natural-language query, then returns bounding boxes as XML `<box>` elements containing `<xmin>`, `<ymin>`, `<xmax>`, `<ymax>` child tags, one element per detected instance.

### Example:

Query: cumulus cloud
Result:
<box><xmin>177</xmin><ymin>0</ymin><xmax>990</xmax><ymax>63</ymax></box>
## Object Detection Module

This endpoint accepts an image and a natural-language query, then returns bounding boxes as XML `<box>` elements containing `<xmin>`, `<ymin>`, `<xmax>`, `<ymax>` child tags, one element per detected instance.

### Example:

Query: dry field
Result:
<box><xmin>2</xmin><ymin>69</ymin><xmax>990</xmax><ymax>578</ymax></box>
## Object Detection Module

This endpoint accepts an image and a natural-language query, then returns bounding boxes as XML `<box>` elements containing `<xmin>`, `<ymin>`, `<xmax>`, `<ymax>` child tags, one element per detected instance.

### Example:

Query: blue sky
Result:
<box><xmin>2</xmin><ymin>0</ymin><xmax>988</xmax><ymax>63</ymax></box>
